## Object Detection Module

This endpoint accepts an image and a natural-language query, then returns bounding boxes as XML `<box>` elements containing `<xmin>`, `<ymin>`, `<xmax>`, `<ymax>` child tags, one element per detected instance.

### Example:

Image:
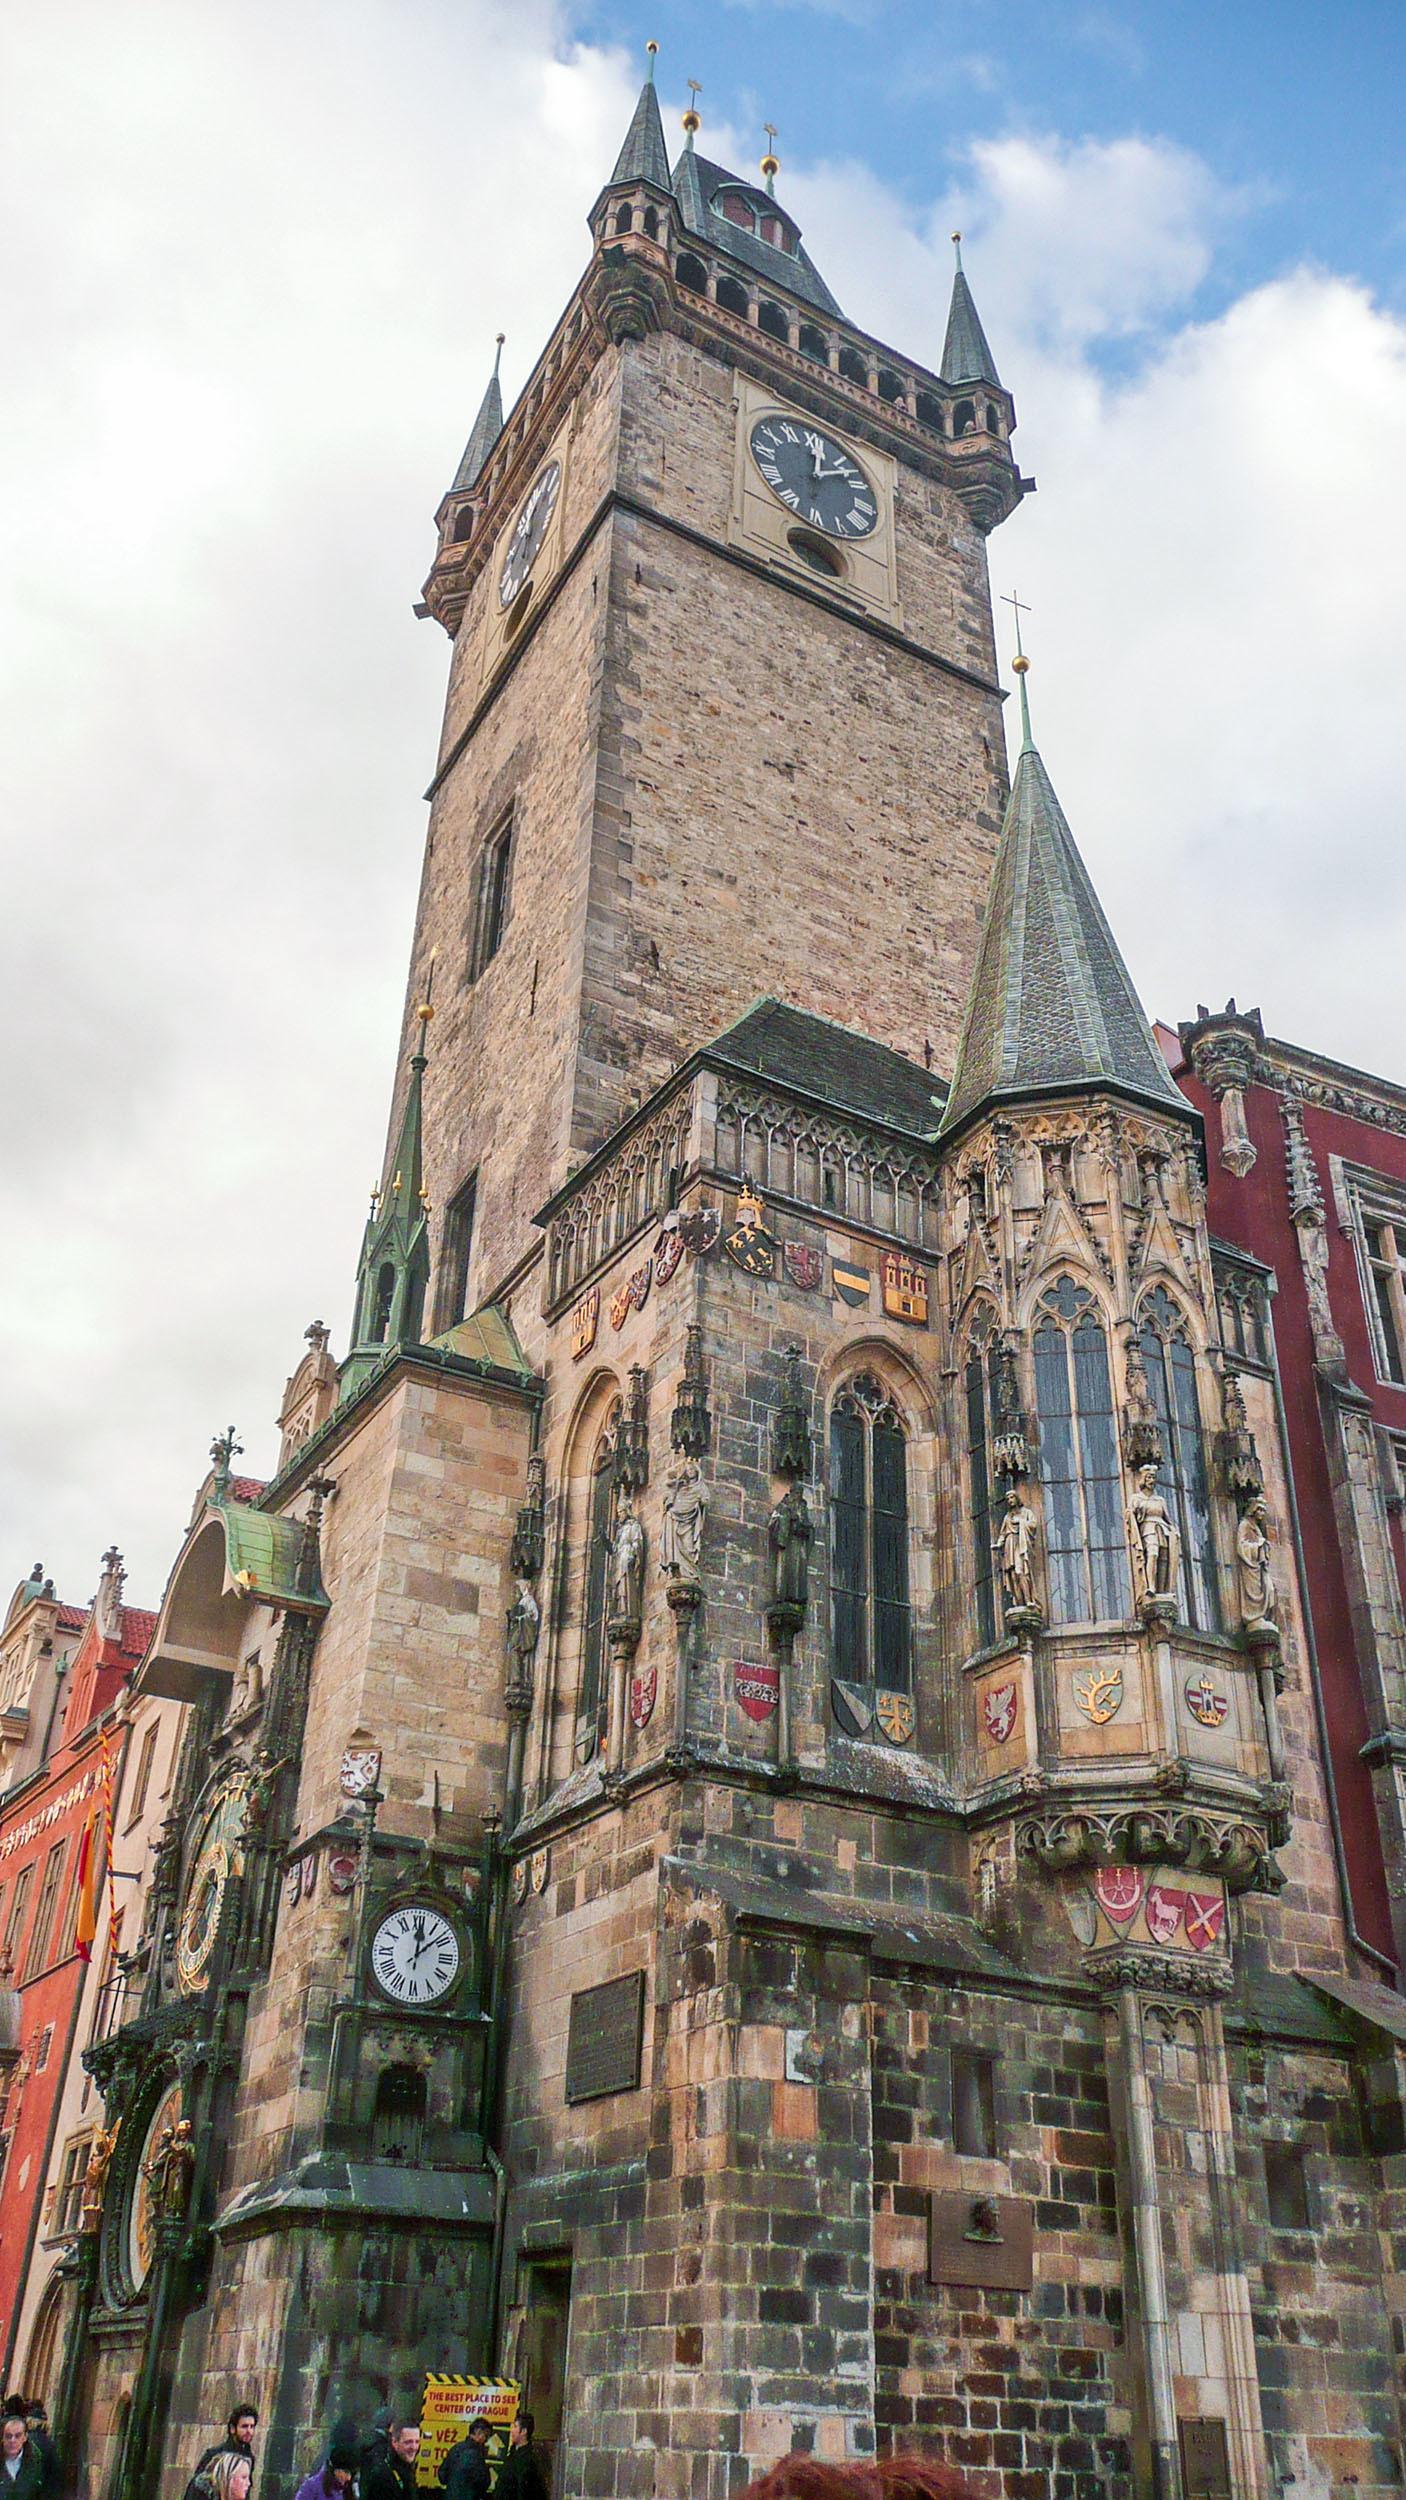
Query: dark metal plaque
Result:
<box><xmin>928</xmin><ymin>2192</ymin><xmax>1033</xmax><ymax>2291</ymax></box>
<box><xmin>564</xmin><ymin>1970</ymin><xmax>645</xmax><ymax>2105</ymax></box>
<box><xmin>1179</xmin><ymin>2420</ymin><xmax>1231</xmax><ymax>2499</ymax></box>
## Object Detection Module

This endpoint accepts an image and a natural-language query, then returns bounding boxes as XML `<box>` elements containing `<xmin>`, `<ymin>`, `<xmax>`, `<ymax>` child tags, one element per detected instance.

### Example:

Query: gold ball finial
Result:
<box><xmin>952</xmin><ymin>230</ymin><xmax>962</xmax><ymax>245</ymax></box>
<box><xmin>417</xmin><ymin>1000</ymin><xmax>435</xmax><ymax>1025</ymax></box>
<box><xmin>761</xmin><ymin>153</ymin><xmax>779</xmax><ymax>179</ymax></box>
<box><xmin>1011</xmin><ymin>653</ymin><xmax>1030</xmax><ymax>676</ymax></box>
<box><xmin>682</xmin><ymin>108</ymin><xmax>700</xmax><ymax>133</ymax></box>
<box><xmin>646</xmin><ymin>38</ymin><xmax>658</xmax><ymax>55</ymax></box>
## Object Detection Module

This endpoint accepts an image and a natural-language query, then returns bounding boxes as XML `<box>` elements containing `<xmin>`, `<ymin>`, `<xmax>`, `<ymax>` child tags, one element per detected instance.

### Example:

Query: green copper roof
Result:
<box><xmin>940</xmin><ymin>267</ymin><xmax>1001</xmax><ymax>389</ymax></box>
<box><xmin>939</xmin><ymin>738</ymin><xmax>1190</xmax><ymax>1141</ymax></box>
<box><xmin>429</xmin><ymin>1303</ymin><xmax>537</xmax><ymax>1382</ymax></box>
<box><xmin>608</xmin><ymin>69</ymin><xmax>673</xmax><ymax>195</ymax></box>
<box><xmin>451</xmin><ymin>345</ymin><xmax>505</xmax><ymax>493</ymax></box>
<box><xmin>215</xmin><ymin>1500</ymin><xmax>329</xmax><ymax>1612</ymax></box>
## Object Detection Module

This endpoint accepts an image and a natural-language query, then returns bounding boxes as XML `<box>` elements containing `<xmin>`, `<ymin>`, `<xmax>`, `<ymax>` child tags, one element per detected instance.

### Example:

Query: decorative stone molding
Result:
<box><xmin>715</xmin><ymin>1076</ymin><xmax>942</xmax><ymax>1251</ymax></box>
<box><xmin>1084</xmin><ymin>1946</ymin><xmax>1233</xmax><ymax>2001</ymax></box>
<box><xmin>1017</xmin><ymin>1805</ymin><xmax>1281</xmax><ymax>1894</ymax></box>
<box><xmin>1179</xmin><ymin>1002</ymin><xmax>1263</xmax><ymax>1178</ymax></box>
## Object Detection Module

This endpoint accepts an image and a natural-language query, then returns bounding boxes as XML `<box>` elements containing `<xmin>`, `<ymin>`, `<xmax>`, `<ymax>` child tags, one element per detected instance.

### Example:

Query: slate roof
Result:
<box><xmin>940</xmin><ymin>267</ymin><xmax>1001</xmax><ymax>389</ymax></box>
<box><xmin>939</xmin><ymin>735</ymin><xmax>1191</xmax><ymax>1141</ymax></box>
<box><xmin>450</xmin><ymin>359</ymin><xmax>505</xmax><ymax>495</ymax></box>
<box><xmin>671</xmin><ymin>147</ymin><xmax>843</xmax><ymax>318</ymax></box>
<box><xmin>608</xmin><ymin>71</ymin><xmax>672</xmax><ymax>195</ymax></box>
<box><xmin>707</xmin><ymin>998</ymin><xmax>948</xmax><ymax>1141</ymax></box>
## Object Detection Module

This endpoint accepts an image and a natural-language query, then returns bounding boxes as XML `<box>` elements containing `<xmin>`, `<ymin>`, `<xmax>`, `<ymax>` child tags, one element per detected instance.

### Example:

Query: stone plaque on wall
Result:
<box><xmin>928</xmin><ymin>2192</ymin><xmax>1033</xmax><ymax>2291</ymax></box>
<box><xmin>1178</xmin><ymin>2420</ymin><xmax>1231</xmax><ymax>2499</ymax></box>
<box><xmin>565</xmin><ymin>1971</ymin><xmax>645</xmax><ymax>2105</ymax></box>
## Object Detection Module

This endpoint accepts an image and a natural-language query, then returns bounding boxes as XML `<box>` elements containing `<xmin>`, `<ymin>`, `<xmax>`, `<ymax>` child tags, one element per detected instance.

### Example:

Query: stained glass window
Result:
<box><xmin>964</xmin><ymin>1315</ymin><xmax>999</xmax><ymax>1651</ymax></box>
<box><xmin>1138</xmin><ymin>1286</ymin><xmax>1220</xmax><ymax>1630</ymax></box>
<box><xmin>576</xmin><ymin>1422</ymin><xmax>618</xmax><ymax>1763</ymax></box>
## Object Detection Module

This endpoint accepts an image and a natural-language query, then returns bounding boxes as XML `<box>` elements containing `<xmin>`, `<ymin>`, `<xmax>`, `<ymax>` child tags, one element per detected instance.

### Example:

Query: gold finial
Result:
<box><xmin>1000</xmin><ymin>589</ymin><xmax>1034</xmax><ymax>749</ymax></box>
<box><xmin>951</xmin><ymin>230</ymin><xmax>964</xmax><ymax>273</ymax></box>
<box><xmin>645</xmin><ymin>38</ymin><xmax>658</xmax><ymax>79</ymax></box>
<box><xmin>682</xmin><ymin>78</ymin><xmax>701</xmax><ymax>138</ymax></box>
<box><xmin>761</xmin><ymin>123</ymin><xmax>780</xmax><ymax>193</ymax></box>
<box><xmin>416</xmin><ymin>1001</ymin><xmax>434</xmax><ymax>1027</ymax></box>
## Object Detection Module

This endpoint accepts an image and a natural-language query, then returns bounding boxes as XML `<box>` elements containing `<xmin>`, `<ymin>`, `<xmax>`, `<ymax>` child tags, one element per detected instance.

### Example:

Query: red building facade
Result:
<box><xmin>1173</xmin><ymin>1005</ymin><xmax>1406</xmax><ymax>1977</ymax></box>
<box><xmin>0</xmin><ymin>1555</ymin><xmax>153</xmax><ymax>2382</ymax></box>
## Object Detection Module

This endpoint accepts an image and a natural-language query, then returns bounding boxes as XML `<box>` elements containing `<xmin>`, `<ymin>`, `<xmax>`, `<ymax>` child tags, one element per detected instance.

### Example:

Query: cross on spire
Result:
<box><xmin>1000</xmin><ymin>590</ymin><xmax>1034</xmax><ymax>750</ymax></box>
<box><xmin>762</xmin><ymin>122</ymin><xmax>780</xmax><ymax>195</ymax></box>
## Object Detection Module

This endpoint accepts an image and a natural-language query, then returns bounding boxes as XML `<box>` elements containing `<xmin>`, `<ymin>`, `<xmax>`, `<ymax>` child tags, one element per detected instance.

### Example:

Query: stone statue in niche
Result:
<box><xmin>80</xmin><ymin>2126</ymin><xmax>117</xmax><ymax>2229</ymax></box>
<box><xmin>1128</xmin><ymin>1464</ymin><xmax>1180</xmax><ymax>1612</ymax></box>
<box><xmin>768</xmin><ymin>1483</ymin><xmax>813</xmax><ymax>1626</ymax></box>
<box><xmin>1236</xmin><ymin>1497</ymin><xmax>1277</xmax><ymax>1634</ymax></box>
<box><xmin>660</xmin><ymin>1453</ymin><xmax>707</xmax><ymax>1585</ymax></box>
<box><xmin>994</xmin><ymin>1491</ymin><xmax>1040</xmax><ymax>1616</ymax></box>
<box><xmin>505</xmin><ymin>1578</ymin><xmax>540</xmax><ymax>1711</ymax></box>
<box><xmin>608</xmin><ymin>1503</ymin><xmax>646</xmax><ymax>1633</ymax></box>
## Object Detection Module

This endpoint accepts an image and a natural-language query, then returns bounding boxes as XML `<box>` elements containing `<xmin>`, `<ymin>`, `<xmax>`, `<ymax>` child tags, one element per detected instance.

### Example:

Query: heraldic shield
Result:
<box><xmin>875</xmin><ymin>1690</ymin><xmax>914</xmax><ymax>1745</ymax></box>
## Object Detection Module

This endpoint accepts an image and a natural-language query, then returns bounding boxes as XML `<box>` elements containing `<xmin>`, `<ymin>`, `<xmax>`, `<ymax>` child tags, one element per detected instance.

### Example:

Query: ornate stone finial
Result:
<box><xmin>761</xmin><ymin>124</ymin><xmax>780</xmax><ymax>193</ymax></box>
<box><xmin>671</xmin><ymin>1324</ymin><xmax>712</xmax><ymax>1458</ymax></box>
<box><xmin>510</xmin><ymin>1455</ymin><xmax>547</xmax><ymax>1579</ymax></box>
<box><xmin>1121</xmin><ymin>1338</ymin><xmax>1164</xmax><ymax>1474</ymax></box>
<box><xmin>614</xmin><ymin>1365</ymin><xmax>651</xmax><ymax>1493</ymax></box>
<box><xmin>682</xmin><ymin>79</ymin><xmax>702</xmax><ymax>139</ymax></box>
<box><xmin>772</xmin><ymin>1345</ymin><xmax>811</xmax><ymax>1481</ymax></box>
<box><xmin>1178</xmin><ymin>1001</ymin><xmax>1263</xmax><ymax>1179</ymax></box>
<box><xmin>95</xmin><ymin>1547</ymin><xmax>126</xmax><ymax>1644</ymax></box>
<box><xmin>1279</xmin><ymin>1096</ymin><xmax>1347</xmax><ymax>1375</ymax></box>
<box><xmin>1216</xmin><ymin>1370</ymin><xmax>1264</xmax><ymax>1508</ymax></box>
<box><xmin>991</xmin><ymin>1332</ymin><xmax>1033</xmax><ymax>1481</ymax></box>
<box><xmin>305</xmin><ymin>1319</ymin><xmax>330</xmax><ymax>1353</ymax></box>
<box><xmin>210</xmin><ymin>1427</ymin><xmax>243</xmax><ymax>1494</ymax></box>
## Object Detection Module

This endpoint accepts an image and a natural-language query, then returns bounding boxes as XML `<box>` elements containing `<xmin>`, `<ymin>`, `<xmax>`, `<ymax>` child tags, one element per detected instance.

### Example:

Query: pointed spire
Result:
<box><xmin>451</xmin><ymin>335</ymin><xmax>505</xmax><ymax>493</ymax></box>
<box><xmin>608</xmin><ymin>44</ymin><xmax>673</xmax><ymax>193</ymax></box>
<box><xmin>940</xmin><ymin>232</ymin><xmax>1002</xmax><ymax>389</ymax></box>
<box><xmin>939</xmin><ymin>654</ymin><xmax>1189</xmax><ymax>1143</ymax></box>
<box><xmin>342</xmin><ymin>998</ymin><xmax>436</xmax><ymax>1394</ymax></box>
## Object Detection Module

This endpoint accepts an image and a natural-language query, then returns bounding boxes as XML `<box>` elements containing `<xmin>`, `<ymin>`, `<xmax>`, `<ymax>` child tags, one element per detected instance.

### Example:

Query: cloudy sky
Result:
<box><xmin>4</xmin><ymin>0</ymin><xmax>1405</xmax><ymax>1609</ymax></box>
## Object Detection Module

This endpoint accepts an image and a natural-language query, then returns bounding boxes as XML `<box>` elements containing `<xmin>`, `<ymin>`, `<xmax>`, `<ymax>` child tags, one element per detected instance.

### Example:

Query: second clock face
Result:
<box><xmin>499</xmin><ymin>461</ymin><xmax>561</xmax><ymax>608</ymax></box>
<box><xmin>749</xmin><ymin>416</ymin><xmax>879</xmax><ymax>540</ymax></box>
<box><xmin>371</xmin><ymin>1902</ymin><xmax>462</xmax><ymax>2006</ymax></box>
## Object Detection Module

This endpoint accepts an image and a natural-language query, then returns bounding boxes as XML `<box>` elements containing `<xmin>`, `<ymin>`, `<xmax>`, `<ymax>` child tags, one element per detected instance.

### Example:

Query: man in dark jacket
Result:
<box><xmin>1</xmin><ymin>2412</ymin><xmax>46</xmax><ymax>2500</ymax></box>
<box><xmin>19</xmin><ymin>2406</ymin><xmax>58</xmax><ymax>2500</ymax></box>
<box><xmin>438</xmin><ymin>2420</ymin><xmax>490</xmax><ymax>2500</ymax></box>
<box><xmin>363</xmin><ymin>2420</ymin><xmax>421</xmax><ymax>2500</ymax></box>
<box><xmin>193</xmin><ymin>2407</ymin><xmax>259</xmax><ymax>2485</ymax></box>
<box><xmin>495</xmin><ymin>2415</ymin><xmax>547</xmax><ymax>2500</ymax></box>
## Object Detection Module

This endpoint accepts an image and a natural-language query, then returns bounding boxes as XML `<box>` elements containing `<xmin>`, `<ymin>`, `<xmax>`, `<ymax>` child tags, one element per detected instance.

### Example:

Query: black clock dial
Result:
<box><xmin>749</xmin><ymin>417</ymin><xmax>878</xmax><ymax>540</ymax></box>
<box><xmin>499</xmin><ymin>461</ymin><xmax>561</xmax><ymax>608</ymax></box>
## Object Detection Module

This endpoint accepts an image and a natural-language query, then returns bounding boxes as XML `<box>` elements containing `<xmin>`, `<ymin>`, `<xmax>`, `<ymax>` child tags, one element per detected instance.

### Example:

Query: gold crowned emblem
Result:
<box><xmin>735</xmin><ymin>1184</ymin><xmax>765</xmax><ymax>1232</ymax></box>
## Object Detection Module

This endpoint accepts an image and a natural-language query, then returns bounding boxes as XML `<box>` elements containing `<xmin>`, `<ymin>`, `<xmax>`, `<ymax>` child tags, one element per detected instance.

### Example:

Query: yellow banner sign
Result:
<box><xmin>416</xmin><ymin>2376</ymin><xmax>520</xmax><ymax>2490</ymax></box>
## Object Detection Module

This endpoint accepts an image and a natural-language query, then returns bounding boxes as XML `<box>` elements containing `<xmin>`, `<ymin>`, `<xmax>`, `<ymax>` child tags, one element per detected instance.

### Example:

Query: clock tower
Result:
<box><xmin>399</xmin><ymin>59</ymin><xmax>1028</xmax><ymax>1325</ymax></box>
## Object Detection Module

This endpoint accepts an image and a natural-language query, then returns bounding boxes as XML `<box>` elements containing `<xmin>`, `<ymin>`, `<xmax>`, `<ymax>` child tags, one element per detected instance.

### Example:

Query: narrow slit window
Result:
<box><xmin>471</xmin><ymin>813</ymin><xmax>514</xmax><ymax>980</ymax></box>
<box><xmin>829</xmin><ymin>1376</ymin><xmax>911</xmax><ymax>1717</ymax></box>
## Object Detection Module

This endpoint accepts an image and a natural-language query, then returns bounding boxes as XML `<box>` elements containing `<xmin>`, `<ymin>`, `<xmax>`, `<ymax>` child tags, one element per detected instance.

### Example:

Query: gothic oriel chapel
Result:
<box><xmin>54</xmin><ymin>60</ymin><xmax>1406</xmax><ymax>2500</ymax></box>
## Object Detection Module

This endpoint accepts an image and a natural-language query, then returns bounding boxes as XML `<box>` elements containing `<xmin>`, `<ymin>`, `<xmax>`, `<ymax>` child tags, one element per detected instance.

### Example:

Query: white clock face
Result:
<box><xmin>370</xmin><ymin>1902</ymin><xmax>461</xmax><ymax>2006</ymax></box>
<box><xmin>499</xmin><ymin>461</ymin><xmax>561</xmax><ymax>609</ymax></box>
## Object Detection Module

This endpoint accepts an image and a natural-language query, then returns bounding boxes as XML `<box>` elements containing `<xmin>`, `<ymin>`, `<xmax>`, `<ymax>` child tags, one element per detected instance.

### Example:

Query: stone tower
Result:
<box><xmin>398</xmin><ymin>62</ymin><xmax>1028</xmax><ymax>1318</ymax></box>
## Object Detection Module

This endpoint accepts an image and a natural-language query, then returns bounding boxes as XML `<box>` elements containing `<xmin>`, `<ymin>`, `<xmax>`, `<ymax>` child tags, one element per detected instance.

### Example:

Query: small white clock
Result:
<box><xmin>370</xmin><ymin>1902</ymin><xmax>461</xmax><ymax>2006</ymax></box>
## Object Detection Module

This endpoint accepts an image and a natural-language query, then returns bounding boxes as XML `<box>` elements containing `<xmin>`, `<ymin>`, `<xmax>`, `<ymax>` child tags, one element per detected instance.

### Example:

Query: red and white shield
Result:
<box><xmin>629</xmin><ymin>1662</ymin><xmax>657</xmax><ymax>1730</ymax></box>
<box><xmin>327</xmin><ymin>1851</ymin><xmax>358</xmax><ymax>1897</ymax></box>
<box><xmin>982</xmin><ymin>1682</ymin><xmax>1018</xmax><ymax>1744</ymax></box>
<box><xmin>1094</xmin><ymin>1867</ymin><xmax>1146</xmax><ymax>1927</ymax></box>
<box><xmin>1184</xmin><ymin>1891</ymin><xmax>1226</xmax><ymax>1952</ymax></box>
<box><xmin>654</xmin><ymin>1226</ymin><xmax>685</xmax><ymax>1286</ymax></box>
<box><xmin>783</xmin><ymin>1242</ymin><xmax>823</xmax><ymax>1293</ymax></box>
<box><xmin>628</xmin><ymin>1259</ymin><xmax>653</xmax><ymax>1312</ymax></box>
<box><xmin>1145</xmin><ymin>1884</ymin><xmax>1185</xmax><ymax>1946</ymax></box>
<box><xmin>734</xmin><ymin>1660</ymin><xmax>779</xmax><ymax>1723</ymax></box>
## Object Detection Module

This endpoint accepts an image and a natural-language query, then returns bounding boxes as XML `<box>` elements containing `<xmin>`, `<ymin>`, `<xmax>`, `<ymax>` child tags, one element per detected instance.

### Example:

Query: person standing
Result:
<box><xmin>437</xmin><ymin>2420</ymin><xmax>490</xmax><ymax>2500</ymax></box>
<box><xmin>363</xmin><ymin>2421</ymin><xmax>421</xmax><ymax>2500</ymax></box>
<box><xmin>294</xmin><ymin>2443</ymin><xmax>359</xmax><ymax>2500</ymax></box>
<box><xmin>193</xmin><ymin>2407</ymin><xmax>259</xmax><ymax>2485</ymax></box>
<box><xmin>494</xmin><ymin>2416</ymin><xmax>546</xmax><ymax>2500</ymax></box>
<box><xmin>1</xmin><ymin>2411</ymin><xmax>46</xmax><ymax>2500</ymax></box>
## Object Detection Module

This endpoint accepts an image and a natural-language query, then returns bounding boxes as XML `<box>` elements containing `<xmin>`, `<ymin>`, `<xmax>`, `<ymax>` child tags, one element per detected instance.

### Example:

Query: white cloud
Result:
<box><xmin>3</xmin><ymin>11</ymin><xmax>1405</xmax><ymax>1603</ymax></box>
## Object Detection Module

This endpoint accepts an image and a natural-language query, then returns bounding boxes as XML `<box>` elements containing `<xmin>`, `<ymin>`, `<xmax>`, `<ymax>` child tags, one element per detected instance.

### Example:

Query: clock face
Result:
<box><xmin>749</xmin><ymin>416</ymin><xmax>878</xmax><ymax>540</ymax></box>
<box><xmin>499</xmin><ymin>461</ymin><xmax>561</xmax><ymax>608</ymax></box>
<box><xmin>370</xmin><ymin>1902</ymin><xmax>462</xmax><ymax>2007</ymax></box>
<box><xmin>176</xmin><ymin>1836</ymin><xmax>229</xmax><ymax>1995</ymax></box>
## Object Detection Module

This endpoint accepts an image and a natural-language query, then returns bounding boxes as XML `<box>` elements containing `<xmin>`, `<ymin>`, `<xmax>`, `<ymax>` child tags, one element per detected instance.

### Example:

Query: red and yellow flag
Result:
<box><xmin>73</xmin><ymin>1810</ymin><xmax>99</xmax><ymax>1963</ymax></box>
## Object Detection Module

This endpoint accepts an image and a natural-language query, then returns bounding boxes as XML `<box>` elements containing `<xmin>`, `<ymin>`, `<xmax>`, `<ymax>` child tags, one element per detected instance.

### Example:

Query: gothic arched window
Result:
<box><xmin>369</xmin><ymin>1262</ymin><xmax>396</xmax><ymax>1343</ymax></box>
<box><xmin>830</xmin><ymin>1374</ymin><xmax>911</xmax><ymax>1706</ymax></box>
<box><xmin>371</xmin><ymin>2064</ymin><xmax>426</xmax><ymax>2165</ymax></box>
<box><xmin>1138</xmin><ymin>1286</ymin><xmax>1220</xmax><ymax>1630</ymax></box>
<box><xmin>575</xmin><ymin>1418</ymin><xmax>618</xmax><ymax>1764</ymax></box>
<box><xmin>963</xmin><ymin>1314</ymin><xmax>1001</xmax><ymax>1651</ymax></box>
<box><xmin>1033</xmin><ymin>1279</ymin><xmax>1129</xmax><ymax>1624</ymax></box>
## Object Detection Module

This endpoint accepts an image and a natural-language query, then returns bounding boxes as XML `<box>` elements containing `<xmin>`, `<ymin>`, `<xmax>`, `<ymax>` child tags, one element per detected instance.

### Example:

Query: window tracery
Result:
<box><xmin>1033</xmin><ymin>1278</ymin><xmax>1129</xmax><ymax>1624</ymax></box>
<box><xmin>962</xmin><ymin>1309</ymin><xmax>1002</xmax><ymax>1651</ymax></box>
<box><xmin>715</xmin><ymin>1081</ymin><xmax>940</xmax><ymax>1250</ymax></box>
<box><xmin>1137</xmin><ymin>1286</ymin><xmax>1220</xmax><ymax>1631</ymax></box>
<box><xmin>830</xmin><ymin>1372</ymin><xmax>911</xmax><ymax>1712</ymax></box>
<box><xmin>575</xmin><ymin>1407</ymin><xmax>620</xmax><ymax>1766</ymax></box>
